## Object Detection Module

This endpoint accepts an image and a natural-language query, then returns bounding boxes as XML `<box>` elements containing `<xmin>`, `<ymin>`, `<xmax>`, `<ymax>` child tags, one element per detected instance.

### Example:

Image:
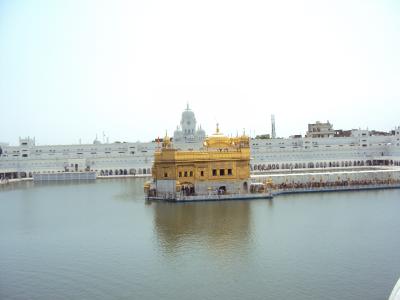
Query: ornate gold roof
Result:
<box><xmin>203</xmin><ymin>124</ymin><xmax>249</xmax><ymax>150</ymax></box>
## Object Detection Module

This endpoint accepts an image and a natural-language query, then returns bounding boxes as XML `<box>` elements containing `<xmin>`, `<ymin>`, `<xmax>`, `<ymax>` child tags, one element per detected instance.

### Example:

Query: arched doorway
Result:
<box><xmin>181</xmin><ymin>183</ymin><xmax>195</xmax><ymax>196</ymax></box>
<box><xmin>218</xmin><ymin>186</ymin><xmax>226</xmax><ymax>195</ymax></box>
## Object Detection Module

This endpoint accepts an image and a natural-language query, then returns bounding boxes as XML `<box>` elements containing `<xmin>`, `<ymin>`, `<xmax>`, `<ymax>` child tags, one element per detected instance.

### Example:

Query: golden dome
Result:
<box><xmin>204</xmin><ymin>124</ymin><xmax>235</xmax><ymax>149</ymax></box>
<box><xmin>162</xmin><ymin>131</ymin><xmax>172</xmax><ymax>149</ymax></box>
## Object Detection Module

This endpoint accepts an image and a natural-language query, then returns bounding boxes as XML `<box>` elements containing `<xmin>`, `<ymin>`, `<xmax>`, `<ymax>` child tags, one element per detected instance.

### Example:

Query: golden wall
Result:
<box><xmin>152</xmin><ymin>134</ymin><xmax>250</xmax><ymax>184</ymax></box>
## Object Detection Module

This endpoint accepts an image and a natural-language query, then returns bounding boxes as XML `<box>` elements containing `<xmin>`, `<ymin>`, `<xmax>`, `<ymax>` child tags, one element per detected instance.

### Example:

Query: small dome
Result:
<box><xmin>93</xmin><ymin>135</ymin><xmax>101</xmax><ymax>144</ymax></box>
<box><xmin>182</xmin><ymin>109</ymin><xmax>195</xmax><ymax>119</ymax></box>
<box><xmin>162</xmin><ymin>132</ymin><xmax>172</xmax><ymax>149</ymax></box>
<box><xmin>204</xmin><ymin>124</ymin><xmax>232</xmax><ymax>148</ymax></box>
<box><xmin>181</xmin><ymin>103</ymin><xmax>196</xmax><ymax>120</ymax></box>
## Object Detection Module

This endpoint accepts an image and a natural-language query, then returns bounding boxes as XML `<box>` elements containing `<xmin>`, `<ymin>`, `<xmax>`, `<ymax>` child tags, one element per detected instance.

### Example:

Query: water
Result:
<box><xmin>1</xmin><ymin>178</ymin><xmax>400</xmax><ymax>300</ymax></box>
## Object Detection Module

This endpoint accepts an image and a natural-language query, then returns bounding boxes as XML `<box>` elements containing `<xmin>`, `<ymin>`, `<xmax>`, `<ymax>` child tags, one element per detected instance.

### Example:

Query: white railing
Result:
<box><xmin>272</xmin><ymin>183</ymin><xmax>400</xmax><ymax>195</ymax></box>
<box><xmin>148</xmin><ymin>183</ymin><xmax>400</xmax><ymax>201</ymax></box>
<box><xmin>150</xmin><ymin>192</ymin><xmax>273</xmax><ymax>201</ymax></box>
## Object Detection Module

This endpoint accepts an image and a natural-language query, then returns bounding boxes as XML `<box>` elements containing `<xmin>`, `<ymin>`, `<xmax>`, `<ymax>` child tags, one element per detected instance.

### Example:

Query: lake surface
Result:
<box><xmin>1</xmin><ymin>178</ymin><xmax>400</xmax><ymax>300</ymax></box>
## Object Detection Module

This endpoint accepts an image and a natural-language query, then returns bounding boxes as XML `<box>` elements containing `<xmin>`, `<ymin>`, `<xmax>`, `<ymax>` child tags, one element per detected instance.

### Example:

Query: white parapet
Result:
<box><xmin>252</xmin><ymin>168</ymin><xmax>400</xmax><ymax>185</ymax></box>
<box><xmin>33</xmin><ymin>172</ymin><xmax>96</xmax><ymax>181</ymax></box>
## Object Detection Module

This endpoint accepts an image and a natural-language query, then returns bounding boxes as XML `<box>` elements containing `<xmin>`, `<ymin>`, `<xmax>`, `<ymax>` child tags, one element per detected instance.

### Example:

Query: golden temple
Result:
<box><xmin>145</xmin><ymin>124</ymin><xmax>259</xmax><ymax>201</ymax></box>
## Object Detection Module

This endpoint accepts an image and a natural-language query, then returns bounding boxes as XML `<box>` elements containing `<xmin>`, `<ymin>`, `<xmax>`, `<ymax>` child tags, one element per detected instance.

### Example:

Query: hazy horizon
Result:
<box><xmin>1</xmin><ymin>0</ymin><xmax>400</xmax><ymax>145</ymax></box>
<box><xmin>1</xmin><ymin>105</ymin><xmax>400</xmax><ymax>146</ymax></box>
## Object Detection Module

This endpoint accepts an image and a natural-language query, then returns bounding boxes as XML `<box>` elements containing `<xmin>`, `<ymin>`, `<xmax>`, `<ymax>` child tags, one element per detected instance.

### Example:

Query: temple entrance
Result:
<box><xmin>181</xmin><ymin>183</ymin><xmax>195</xmax><ymax>196</ymax></box>
<box><xmin>218</xmin><ymin>186</ymin><xmax>226</xmax><ymax>195</ymax></box>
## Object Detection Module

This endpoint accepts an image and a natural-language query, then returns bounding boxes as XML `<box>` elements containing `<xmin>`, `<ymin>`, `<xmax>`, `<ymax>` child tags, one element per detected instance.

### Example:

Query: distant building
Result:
<box><xmin>371</xmin><ymin>130</ymin><xmax>391</xmax><ymax>136</ymax></box>
<box><xmin>173</xmin><ymin>104</ymin><xmax>205</xmax><ymax>143</ymax></box>
<box><xmin>1</xmin><ymin>108</ymin><xmax>400</xmax><ymax>180</ymax></box>
<box><xmin>271</xmin><ymin>114</ymin><xmax>276</xmax><ymax>139</ymax></box>
<box><xmin>255</xmin><ymin>134</ymin><xmax>271</xmax><ymax>139</ymax></box>
<box><xmin>306</xmin><ymin>121</ymin><xmax>335</xmax><ymax>138</ymax></box>
<box><xmin>290</xmin><ymin>134</ymin><xmax>302</xmax><ymax>139</ymax></box>
<box><xmin>334</xmin><ymin>130</ymin><xmax>352</xmax><ymax>137</ymax></box>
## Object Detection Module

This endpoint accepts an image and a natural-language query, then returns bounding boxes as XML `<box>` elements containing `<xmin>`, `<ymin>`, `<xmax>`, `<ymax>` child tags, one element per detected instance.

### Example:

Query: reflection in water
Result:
<box><xmin>32</xmin><ymin>180</ymin><xmax>96</xmax><ymax>187</ymax></box>
<box><xmin>107</xmin><ymin>178</ymin><xmax>147</xmax><ymax>201</ymax></box>
<box><xmin>152</xmin><ymin>201</ymin><xmax>253</xmax><ymax>256</ymax></box>
<box><xmin>0</xmin><ymin>180</ymin><xmax>35</xmax><ymax>191</ymax></box>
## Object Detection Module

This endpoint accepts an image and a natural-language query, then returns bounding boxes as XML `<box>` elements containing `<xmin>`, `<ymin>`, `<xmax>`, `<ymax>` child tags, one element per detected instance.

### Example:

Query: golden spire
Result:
<box><xmin>162</xmin><ymin>131</ymin><xmax>171</xmax><ymax>148</ymax></box>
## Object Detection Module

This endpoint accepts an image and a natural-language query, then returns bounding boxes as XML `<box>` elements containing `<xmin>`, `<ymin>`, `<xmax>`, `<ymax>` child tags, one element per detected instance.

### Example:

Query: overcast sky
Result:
<box><xmin>1</xmin><ymin>0</ymin><xmax>399</xmax><ymax>145</ymax></box>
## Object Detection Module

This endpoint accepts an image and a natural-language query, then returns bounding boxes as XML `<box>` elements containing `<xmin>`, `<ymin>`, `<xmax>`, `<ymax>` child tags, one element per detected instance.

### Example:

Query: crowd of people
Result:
<box><xmin>268</xmin><ymin>178</ymin><xmax>400</xmax><ymax>190</ymax></box>
<box><xmin>0</xmin><ymin>177</ymin><xmax>9</xmax><ymax>184</ymax></box>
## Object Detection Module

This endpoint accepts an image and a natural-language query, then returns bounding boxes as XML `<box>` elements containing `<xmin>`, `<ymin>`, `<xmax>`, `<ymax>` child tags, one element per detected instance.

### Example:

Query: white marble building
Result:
<box><xmin>173</xmin><ymin>104</ymin><xmax>205</xmax><ymax>144</ymax></box>
<box><xmin>1</xmin><ymin>106</ymin><xmax>400</xmax><ymax>179</ymax></box>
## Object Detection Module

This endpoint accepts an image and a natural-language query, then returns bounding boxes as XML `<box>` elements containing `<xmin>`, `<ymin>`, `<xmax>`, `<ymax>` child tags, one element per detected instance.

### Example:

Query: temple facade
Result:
<box><xmin>147</xmin><ymin>125</ymin><xmax>250</xmax><ymax>199</ymax></box>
